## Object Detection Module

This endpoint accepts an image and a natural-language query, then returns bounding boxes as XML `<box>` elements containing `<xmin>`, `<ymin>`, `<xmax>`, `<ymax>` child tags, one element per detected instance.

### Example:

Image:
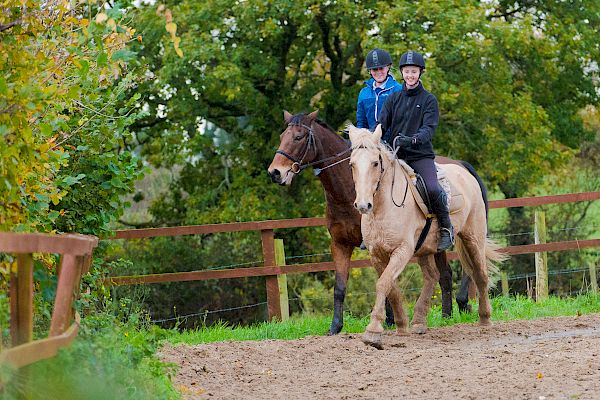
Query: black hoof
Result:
<box><xmin>458</xmin><ymin>303</ymin><xmax>472</xmax><ymax>313</ymax></box>
<box><xmin>327</xmin><ymin>325</ymin><xmax>342</xmax><ymax>336</ymax></box>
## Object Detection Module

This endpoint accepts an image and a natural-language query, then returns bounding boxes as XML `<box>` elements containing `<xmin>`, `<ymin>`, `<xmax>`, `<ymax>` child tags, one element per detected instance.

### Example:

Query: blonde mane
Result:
<box><xmin>347</xmin><ymin>124</ymin><xmax>414</xmax><ymax>176</ymax></box>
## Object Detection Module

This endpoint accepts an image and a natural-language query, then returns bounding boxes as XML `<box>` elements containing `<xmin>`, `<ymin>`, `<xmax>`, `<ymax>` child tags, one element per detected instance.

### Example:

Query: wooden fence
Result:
<box><xmin>105</xmin><ymin>191</ymin><xmax>600</xmax><ymax>320</ymax></box>
<box><xmin>0</xmin><ymin>233</ymin><xmax>98</xmax><ymax>371</ymax></box>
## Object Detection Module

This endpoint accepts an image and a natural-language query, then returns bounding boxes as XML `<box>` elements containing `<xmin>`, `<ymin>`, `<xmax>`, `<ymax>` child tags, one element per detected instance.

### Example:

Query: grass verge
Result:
<box><xmin>166</xmin><ymin>293</ymin><xmax>600</xmax><ymax>345</ymax></box>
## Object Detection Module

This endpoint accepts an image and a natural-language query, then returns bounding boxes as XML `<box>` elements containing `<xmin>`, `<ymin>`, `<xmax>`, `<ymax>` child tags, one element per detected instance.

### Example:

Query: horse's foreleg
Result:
<box><xmin>412</xmin><ymin>256</ymin><xmax>440</xmax><ymax>334</ymax></box>
<box><xmin>328</xmin><ymin>241</ymin><xmax>353</xmax><ymax>335</ymax></box>
<box><xmin>372</xmin><ymin>260</ymin><xmax>409</xmax><ymax>334</ymax></box>
<box><xmin>435</xmin><ymin>252</ymin><xmax>453</xmax><ymax>317</ymax></box>
<box><xmin>363</xmin><ymin>246</ymin><xmax>413</xmax><ymax>349</ymax></box>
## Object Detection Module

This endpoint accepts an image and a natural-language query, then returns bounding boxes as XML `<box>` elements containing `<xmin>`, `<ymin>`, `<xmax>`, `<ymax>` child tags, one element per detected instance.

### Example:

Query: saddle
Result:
<box><xmin>393</xmin><ymin>159</ymin><xmax>464</xmax><ymax>217</ymax></box>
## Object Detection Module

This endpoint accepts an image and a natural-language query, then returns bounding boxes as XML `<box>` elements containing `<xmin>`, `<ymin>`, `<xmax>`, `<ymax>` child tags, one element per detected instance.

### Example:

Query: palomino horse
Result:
<box><xmin>348</xmin><ymin>124</ymin><xmax>507</xmax><ymax>348</ymax></box>
<box><xmin>268</xmin><ymin>110</ymin><xmax>477</xmax><ymax>335</ymax></box>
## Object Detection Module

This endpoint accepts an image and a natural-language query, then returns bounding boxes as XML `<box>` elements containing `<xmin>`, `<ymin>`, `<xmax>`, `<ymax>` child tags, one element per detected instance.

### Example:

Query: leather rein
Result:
<box><xmin>275</xmin><ymin>122</ymin><xmax>352</xmax><ymax>176</ymax></box>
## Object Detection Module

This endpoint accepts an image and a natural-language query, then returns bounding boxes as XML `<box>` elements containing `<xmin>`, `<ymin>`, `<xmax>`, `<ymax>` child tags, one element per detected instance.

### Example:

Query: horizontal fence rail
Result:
<box><xmin>105</xmin><ymin>191</ymin><xmax>600</xmax><ymax>320</ymax></box>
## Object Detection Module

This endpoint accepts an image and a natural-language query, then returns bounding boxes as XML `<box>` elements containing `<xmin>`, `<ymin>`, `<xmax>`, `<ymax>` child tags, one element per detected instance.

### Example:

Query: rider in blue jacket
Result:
<box><xmin>356</xmin><ymin>48</ymin><xmax>403</xmax><ymax>131</ymax></box>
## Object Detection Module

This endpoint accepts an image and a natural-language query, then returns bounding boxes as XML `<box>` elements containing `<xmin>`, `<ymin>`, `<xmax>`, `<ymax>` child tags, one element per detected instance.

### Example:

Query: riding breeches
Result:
<box><xmin>407</xmin><ymin>158</ymin><xmax>444</xmax><ymax>201</ymax></box>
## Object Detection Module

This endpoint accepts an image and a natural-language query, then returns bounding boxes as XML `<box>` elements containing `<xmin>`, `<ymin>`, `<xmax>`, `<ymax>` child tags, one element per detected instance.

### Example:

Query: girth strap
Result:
<box><xmin>414</xmin><ymin>216</ymin><xmax>433</xmax><ymax>252</ymax></box>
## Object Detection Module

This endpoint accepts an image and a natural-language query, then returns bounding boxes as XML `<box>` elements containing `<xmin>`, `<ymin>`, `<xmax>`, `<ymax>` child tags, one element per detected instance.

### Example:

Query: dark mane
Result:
<box><xmin>290</xmin><ymin>113</ymin><xmax>337</xmax><ymax>134</ymax></box>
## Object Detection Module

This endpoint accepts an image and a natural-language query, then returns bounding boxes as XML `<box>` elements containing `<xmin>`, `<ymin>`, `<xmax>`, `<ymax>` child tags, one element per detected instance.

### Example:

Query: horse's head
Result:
<box><xmin>348</xmin><ymin>124</ymin><xmax>386</xmax><ymax>214</ymax></box>
<box><xmin>268</xmin><ymin>110</ymin><xmax>320</xmax><ymax>185</ymax></box>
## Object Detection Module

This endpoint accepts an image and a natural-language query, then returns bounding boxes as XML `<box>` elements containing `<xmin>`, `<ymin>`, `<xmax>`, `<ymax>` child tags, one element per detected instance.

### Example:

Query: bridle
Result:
<box><xmin>275</xmin><ymin>121</ymin><xmax>352</xmax><ymax>176</ymax></box>
<box><xmin>352</xmin><ymin>144</ymin><xmax>409</xmax><ymax>208</ymax></box>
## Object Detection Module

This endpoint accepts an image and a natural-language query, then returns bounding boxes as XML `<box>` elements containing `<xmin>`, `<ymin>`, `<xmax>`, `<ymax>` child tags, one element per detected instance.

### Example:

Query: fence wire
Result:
<box><xmin>149</xmin><ymin>265</ymin><xmax>598</xmax><ymax>323</ymax></box>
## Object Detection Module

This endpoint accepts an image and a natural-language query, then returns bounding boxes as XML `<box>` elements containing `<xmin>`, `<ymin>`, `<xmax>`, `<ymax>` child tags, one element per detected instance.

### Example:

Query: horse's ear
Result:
<box><xmin>283</xmin><ymin>110</ymin><xmax>293</xmax><ymax>123</ymax></box>
<box><xmin>372</xmin><ymin>124</ymin><xmax>383</xmax><ymax>142</ymax></box>
<box><xmin>346</xmin><ymin>124</ymin><xmax>358</xmax><ymax>143</ymax></box>
<box><xmin>307</xmin><ymin>110</ymin><xmax>319</xmax><ymax>121</ymax></box>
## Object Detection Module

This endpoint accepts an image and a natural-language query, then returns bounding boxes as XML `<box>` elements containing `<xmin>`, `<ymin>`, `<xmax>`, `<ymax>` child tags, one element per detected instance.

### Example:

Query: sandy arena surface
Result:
<box><xmin>159</xmin><ymin>313</ymin><xmax>600</xmax><ymax>399</ymax></box>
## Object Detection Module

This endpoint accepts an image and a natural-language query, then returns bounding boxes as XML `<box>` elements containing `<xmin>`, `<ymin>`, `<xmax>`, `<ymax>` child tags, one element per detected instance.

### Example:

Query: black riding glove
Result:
<box><xmin>394</xmin><ymin>134</ymin><xmax>415</xmax><ymax>148</ymax></box>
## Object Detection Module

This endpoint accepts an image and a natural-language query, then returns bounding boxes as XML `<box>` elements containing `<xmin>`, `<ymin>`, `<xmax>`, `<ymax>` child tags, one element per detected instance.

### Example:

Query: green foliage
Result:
<box><xmin>0</xmin><ymin>1</ymin><xmax>150</xmax><ymax>233</ymax></box>
<box><xmin>1</xmin><ymin>311</ymin><xmax>179</xmax><ymax>400</ymax></box>
<box><xmin>127</xmin><ymin>0</ymin><xmax>599</xmax><ymax>230</ymax></box>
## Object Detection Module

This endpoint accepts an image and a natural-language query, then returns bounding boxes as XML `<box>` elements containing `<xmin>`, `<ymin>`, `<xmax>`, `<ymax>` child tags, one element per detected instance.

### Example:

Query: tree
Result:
<box><xmin>0</xmin><ymin>1</ymin><xmax>151</xmax><ymax>234</ymax></box>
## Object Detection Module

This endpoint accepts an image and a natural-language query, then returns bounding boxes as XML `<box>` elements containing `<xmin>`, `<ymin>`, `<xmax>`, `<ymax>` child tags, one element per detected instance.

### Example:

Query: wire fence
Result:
<box><xmin>148</xmin><ymin>265</ymin><xmax>599</xmax><ymax>324</ymax></box>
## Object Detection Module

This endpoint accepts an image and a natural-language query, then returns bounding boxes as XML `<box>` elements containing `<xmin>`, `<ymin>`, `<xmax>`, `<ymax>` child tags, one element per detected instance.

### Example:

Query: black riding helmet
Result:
<box><xmin>399</xmin><ymin>50</ymin><xmax>426</xmax><ymax>69</ymax></box>
<box><xmin>365</xmin><ymin>48</ymin><xmax>393</xmax><ymax>70</ymax></box>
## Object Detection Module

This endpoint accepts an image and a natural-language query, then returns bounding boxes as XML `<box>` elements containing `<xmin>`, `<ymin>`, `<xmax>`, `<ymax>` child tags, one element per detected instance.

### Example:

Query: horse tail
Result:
<box><xmin>455</xmin><ymin>237</ymin><xmax>508</xmax><ymax>289</ymax></box>
<box><xmin>460</xmin><ymin>160</ymin><xmax>488</xmax><ymax>222</ymax></box>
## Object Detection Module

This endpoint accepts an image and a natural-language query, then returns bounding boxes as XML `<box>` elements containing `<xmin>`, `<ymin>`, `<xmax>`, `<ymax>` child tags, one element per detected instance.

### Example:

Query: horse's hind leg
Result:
<box><xmin>457</xmin><ymin>234</ymin><xmax>492</xmax><ymax>325</ymax></box>
<box><xmin>456</xmin><ymin>272</ymin><xmax>473</xmax><ymax>313</ymax></box>
<box><xmin>435</xmin><ymin>252</ymin><xmax>453</xmax><ymax>317</ymax></box>
<box><xmin>372</xmin><ymin>259</ymin><xmax>409</xmax><ymax>334</ymax></box>
<box><xmin>412</xmin><ymin>255</ymin><xmax>440</xmax><ymax>334</ymax></box>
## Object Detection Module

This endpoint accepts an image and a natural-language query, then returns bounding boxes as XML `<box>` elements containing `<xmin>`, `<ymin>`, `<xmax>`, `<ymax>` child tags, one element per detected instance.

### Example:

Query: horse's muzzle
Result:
<box><xmin>268</xmin><ymin>168</ymin><xmax>288</xmax><ymax>186</ymax></box>
<box><xmin>354</xmin><ymin>201</ymin><xmax>373</xmax><ymax>214</ymax></box>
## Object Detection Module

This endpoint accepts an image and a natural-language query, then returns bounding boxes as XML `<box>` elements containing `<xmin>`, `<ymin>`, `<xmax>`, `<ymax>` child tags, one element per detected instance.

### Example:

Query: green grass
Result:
<box><xmin>166</xmin><ymin>293</ymin><xmax>600</xmax><ymax>345</ymax></box>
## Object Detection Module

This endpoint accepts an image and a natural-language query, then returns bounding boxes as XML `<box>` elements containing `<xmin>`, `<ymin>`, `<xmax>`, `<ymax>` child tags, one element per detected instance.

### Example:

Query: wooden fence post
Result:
<box><xmin>274</xmin><ymin>239</ymin><xmax>289</xmax><ymax>321</ymax></box>
<box><xmin>501</xmin><ymin>271</ymin><xmax>509</xmax><ymax>297</ymax></box>
<box><xmin>261</xmin><ymin>229</ymin><xmax>282</xmax><ymax>321</ymax></box>
<box><xmin>590</xmin><ymin>261</ymin><xmax>598</xmax><ymax>295</ymax></box>
<box><xmin>12</xmin><ymin>254</ymin><xmax>34</xmax><ymax>346</ymax></box>
<box><xmin>534</xmin><ymin>211</ymin><xmax>548</xmax><ymax>301</ymax></box>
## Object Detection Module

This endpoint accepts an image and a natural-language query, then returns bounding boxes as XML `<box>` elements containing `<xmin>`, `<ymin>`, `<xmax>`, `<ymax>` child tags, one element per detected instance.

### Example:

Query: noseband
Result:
<box><xmin>275</xmin><ymin>122</ymin><xmax>352</xmax><ymax>176</ymax></box>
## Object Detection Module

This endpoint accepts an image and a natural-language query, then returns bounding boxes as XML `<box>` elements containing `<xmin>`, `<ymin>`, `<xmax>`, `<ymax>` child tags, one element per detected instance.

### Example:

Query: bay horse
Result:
<box><xmin>268</xmin><ymin>111</ymin><xmax>478</xmax><ymax>335</ymax></box>
<box><xmin>347</xmin><ymin>124</ymin><xmax>507</xmax><ymax>348</ymax></box>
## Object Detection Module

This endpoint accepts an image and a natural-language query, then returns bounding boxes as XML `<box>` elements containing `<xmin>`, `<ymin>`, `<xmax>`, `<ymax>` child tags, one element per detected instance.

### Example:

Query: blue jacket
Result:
<box><xmin>356</xmin><ymin>75</ymin><xmax>402</xmax><ymax>130</ymax></box>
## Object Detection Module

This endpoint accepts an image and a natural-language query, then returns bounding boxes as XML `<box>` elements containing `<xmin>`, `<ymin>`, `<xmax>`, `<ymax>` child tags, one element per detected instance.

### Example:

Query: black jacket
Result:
<box><xmin>379</xmin><ymin>82</ymin><xmax>439</xmax><ymax>161</ymax></box>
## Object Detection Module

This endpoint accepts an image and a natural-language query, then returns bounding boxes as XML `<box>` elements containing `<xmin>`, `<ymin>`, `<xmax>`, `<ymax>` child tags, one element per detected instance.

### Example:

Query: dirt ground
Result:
<box><xmin>159</xmin><ymin>313</ymin><xmax>600</xmax><ymax>399</ymax></box>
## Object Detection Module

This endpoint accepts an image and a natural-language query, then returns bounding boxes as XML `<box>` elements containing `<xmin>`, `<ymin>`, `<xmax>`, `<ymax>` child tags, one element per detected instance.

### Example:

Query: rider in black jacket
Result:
<box><xmin>378</xmin><ymin>50</ymin><xmax>454</xmax><ymax>252</ymax></box>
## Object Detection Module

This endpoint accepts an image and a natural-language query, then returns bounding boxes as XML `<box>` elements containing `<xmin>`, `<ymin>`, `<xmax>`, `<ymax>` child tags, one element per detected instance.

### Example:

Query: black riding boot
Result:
<box><xmin>432</xmin><ymin>191</ymin><xmax>455</xmax><ymax>252</ymax></box>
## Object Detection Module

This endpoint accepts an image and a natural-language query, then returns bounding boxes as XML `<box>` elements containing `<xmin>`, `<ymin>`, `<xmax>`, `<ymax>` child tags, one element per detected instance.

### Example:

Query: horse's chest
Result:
<box><xmin>362</xmin><ymin>218</ymin><xmax>400</xmax><ymax>249</ymax></box>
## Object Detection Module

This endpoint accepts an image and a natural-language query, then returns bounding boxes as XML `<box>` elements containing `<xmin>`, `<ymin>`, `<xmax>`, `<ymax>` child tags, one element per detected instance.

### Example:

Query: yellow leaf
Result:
<box><xmin>166</xmin><ymin>22</ymin><xmax>177</xmax><ymax>35</ymax></box>
<box><xmin>537</xmin><ymin>372</ymin><xmax>543</xmax><ymax>379</ymax></box>
<box><xmin>107</xmin><ymin>18</ymin><xmax>117</xmax><ymax>31</ymax></box>
<box><xmin>137</xmin><ymin>35</ymin><xmax>143</xmax><ymax>43</ymax></box>
<box><xmin>95</xmin><ymin>12</ymin><xmax>108</xmax><ymax>24</ymax></box>
<box><xmin>80</xmin><ymin>18</ymin><xmax>89</xmax><ymax>27</ymax></box>
<box><xmin>175</xmin><ymin>47</ymin><xmax>183</xmax><ymax>58</ymax></box>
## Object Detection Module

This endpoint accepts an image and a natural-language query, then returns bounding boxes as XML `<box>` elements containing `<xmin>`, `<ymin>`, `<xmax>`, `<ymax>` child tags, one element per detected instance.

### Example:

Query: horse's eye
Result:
<box><xmin>372</xmin><ymin>161</ymin><xmax>379</xmax><ymax>168</ymax></box>
<box><xmin>294</xmin><ymin>135</ymin><xmax>303</xmax><ymax>141</ymax></box>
